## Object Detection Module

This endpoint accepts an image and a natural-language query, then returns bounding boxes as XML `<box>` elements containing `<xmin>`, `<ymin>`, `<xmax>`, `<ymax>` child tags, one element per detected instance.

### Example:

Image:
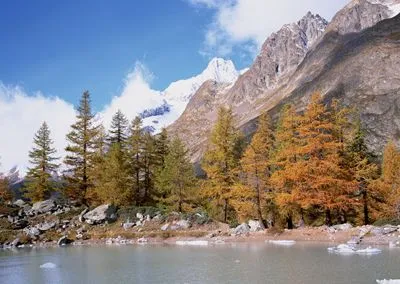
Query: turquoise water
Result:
<box><xmin>0</xmin><ymin>242</ymin><xmax>399</xmax><ymax>283</ymax></box>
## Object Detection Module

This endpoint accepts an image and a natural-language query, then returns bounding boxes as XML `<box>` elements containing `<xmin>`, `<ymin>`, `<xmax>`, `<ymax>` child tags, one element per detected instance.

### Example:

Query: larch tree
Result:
<box><xmin>202</xmin><ymin>106</ymin><xmax>242</xmax><ymax>223</ymax></box>
<box><xmin>293</xmin><ymin>93</ymin><xmax>357</xmax><ymax>226</ymax></box>
<box><xmin>141</xmin><ymin>132</ymin><xmax>157</xmax><ymax>204</ymax></box>
<box><xmin>270</xmin><ymin>104</ymin><xmax>301</xmax><ymax>229</ymax></box>
<box><xmin>25</xmin><ymin>122</ymin><xmax>59</xmax><ymax>201</ymax></box>
<box><xmin>237</xmin><ymin>113</ymin><xmax>273</xmax><ymax>228</ymax></box>
<box><xmin>0</xmin><ymin>159</ymin><xmax>11</xmax><ymax>203</ymax></box>
<box><xmin>156</xmin><ymin>137</ymin><xmax>196</xmax><ymax>212</ymax></box>
<box><xmin>128</xmin><ymin>116</ymin><xmax>144</xmax><ymax>204</ymax></box>
<box><xmin>64</xmin><ymin>91</ymin><xmax>99</xmax><ymax>205</ymax></box>
<box><xmin>108</xmin><ymin>110</ymin><xmax>129</xmax><ymax>146</ymax></box>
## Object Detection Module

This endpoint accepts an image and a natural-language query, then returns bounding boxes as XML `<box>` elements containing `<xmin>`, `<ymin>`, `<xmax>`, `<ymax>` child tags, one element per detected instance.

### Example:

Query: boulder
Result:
<box><xmin>78</xmin><ymin>208</ymin><xmax>89</xmax><ymax>223</ymax></box>
<box><xmin>12</xmin><ymin>218</ymin><xmax>29</xmax><ymax>230</ymax></box>
<box><xmin>372</xmin><ymin>225</ymin><xmax>398</xmax><ymax>236</ymax></box>
<box><xmin>248</xmin><ymin>220</ymin><xmax>263</xmax><ymax>232</ymax></box>
<box><xmin>136</xmin><ymin>213</ymin><xmax>144</xmax><ymax>221</ymax></box>
<box><xmin>36</xmin><ymin>221</ymin><xmax>56</xmax><ymax>232</ymax></box>
<box><xmin>57</xmin><ymin>236</ymin><xmax>73</xmax><ymax>246</ymax></box>
<box><xmin>11</xmin><ymin>238</ymin><xmax>20</xmax><ymax>247</ymax></box>
<box><xmin>83</xmin><ymin>204</ymin><xmax>117</xmax><ymax>225</ymax></box>
<box><xmin>176</xmin><ymin>220</ymin><xmax>191</xmax><ymax>230</ymax></box>
<box><xmin>13</xmin><ymin>199</ymin><xmax>27</xmax><ymax>207</ymax></box>
<box><xmin>332</xmin><ymin>223</ymin><xmax>353</xmax><ymax>231</ymax></box>
<box><xmin>123</xmin><ymin>222</ymin><xmax>135</xmax><ymax>230</ymax></box>
<box><xmin>233</xmin><ymin>223</ymin><xmax>250</xmax><ymax>235</ymax></box>
<box><xmin>24</xmin><ymin>227</ymin><xmax>40</xmax><ymax>238</ymax></box>
<box><xmin>161</xmin><ymin>223</ymin><xmax>169</xmax><ymax>231</ymax></box>
<box><xmin>31</xmin><ymin>200</ymin><xmax>56</xmax><ymax>214</ymax></box>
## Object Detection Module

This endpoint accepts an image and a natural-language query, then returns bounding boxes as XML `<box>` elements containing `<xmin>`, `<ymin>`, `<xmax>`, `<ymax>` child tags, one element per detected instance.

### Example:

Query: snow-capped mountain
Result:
<box><xmin>141</xmin><ymin>58</ymin><xmax>241</xmax><ymax>132</ymax></box>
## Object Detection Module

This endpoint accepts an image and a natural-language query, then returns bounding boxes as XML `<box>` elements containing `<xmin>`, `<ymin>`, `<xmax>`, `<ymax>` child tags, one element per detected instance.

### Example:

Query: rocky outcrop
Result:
<box><xmin>83</xmin><ymin>204</ymin><xmax>117</xmax><ymax>225</ymax></box>
<box><xmin>31</xmin><ymin>200</ymin><xmax>57</xmax><ymax>214</ymax></box>
<box><xmin>169</xmin><ymin>1</ymin><xmax>400</xmax><ymax>162</ymax></box>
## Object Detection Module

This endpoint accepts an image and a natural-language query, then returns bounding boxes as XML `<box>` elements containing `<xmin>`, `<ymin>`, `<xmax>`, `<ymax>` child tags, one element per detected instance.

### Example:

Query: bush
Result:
<box><xmin>373</xmin><ymin>218</ymin><xmax>400</xmax><ymax>226</ymax></box>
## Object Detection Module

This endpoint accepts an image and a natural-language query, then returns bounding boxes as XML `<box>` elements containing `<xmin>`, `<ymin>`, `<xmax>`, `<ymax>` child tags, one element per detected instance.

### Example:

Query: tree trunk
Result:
<box><xmin>287</xmin><ymin>215</ymin><xmax>293</xmax><ymax>229</ymax></box>
<box><xmin>255</xmin><ymin>175</ymin><xmax>266</xmax><ymax>229</ymax></box>
<box><xmin>363</xmin><ymin>190</ymin><xmax>369</xmax><ymax>225</ymax></box>
<box><xmin>224</xmin><ymin>199</ymin><xmax>228</xmax><ymax>223</ymax></box>
<box><xmin>325</xmin><ymin>209</ymin><xmax>332</xmax><ymax>226</ymax></box>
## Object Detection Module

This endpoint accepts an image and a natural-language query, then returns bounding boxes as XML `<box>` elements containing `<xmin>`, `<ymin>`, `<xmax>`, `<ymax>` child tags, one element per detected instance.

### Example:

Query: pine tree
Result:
<box><xmin>202</xmin><ymin>107</ymin><xmax>242</xmax><ymax>223</ymax></box>
<box><xmin>238</xmin><ymin>113</ymin><xmax>273</xmax><ymax>228</ymax></box>
<box><xmin>142</xmin><ymin>132</ymin><xmax>157</xmax><ymax>203</ymax></box>
<box><xmin>346</xmin><ymin>120</ymin><xmax>379</xmax><ymax>224</ymax></box>
<box><xmin>292</xmin><ymin>94</ymin><xmax>357</xmax><ymax>226</ymax></box>
<box><xmin>25</xmin><ymin>122</ymin><xmax>59</xmax><ymax>201</ymax></box>
<box><xmin>156</xmin><ymin>137</ymin><xmax>196</xmax><ymax>212</ymax></box>
<box><xmin>108</xmin><ymin>110</ymin><xmax>129</xmax><ymax>146</ymax></box>
<box><xmin>128</xmin><ymin>116</ymin><xmax>144</xmax><ymax>204</ymax></box>
<box><xmin>154</xmin><ymin>128</ymin><xmax>169</xmax><ymax>169</ymax></box>
<box><xmin>94</xmin><ymin>143</ymin><xmax>132</xmax><ymax>206</ymax></box>
<box><xmin>270</xmin><ymin>104</ymin><xmax>301</xmax><ymax>229</ymax></box>
<box><xmin>0</xmin><ymin>159</ymin><xmax>11</xmax><ymax>203</ymax></box>
<box><xmin>64</xmin><ymin>91</ymin><xmax>99</xmax><ymax>204</ymax></box>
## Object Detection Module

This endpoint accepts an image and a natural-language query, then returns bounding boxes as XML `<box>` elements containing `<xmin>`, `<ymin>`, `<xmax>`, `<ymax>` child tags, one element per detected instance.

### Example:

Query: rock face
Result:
<box><xmin>169</xmin><ymin>1</ymin><xmax>400</xmax><ymax>162</ymax></box>
<box><xmin>233</xmin><ymin>223</ymin><xmax>250</xmax><ymax>235</ymax></box>
<box><xmin>31</xmin><ymin>200</ymin><xmax>56</xmax><ymax>214</ymax></box>
<box><xmin>83</xmin><ymin>204</ymin><xmax>117</xmax><ymax>225</ymax></box>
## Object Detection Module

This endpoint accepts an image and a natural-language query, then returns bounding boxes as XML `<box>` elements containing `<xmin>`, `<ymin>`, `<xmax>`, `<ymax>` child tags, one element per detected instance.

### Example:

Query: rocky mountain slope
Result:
<box><xmin>168</xmin><ymin>0</ymin><xmax>400</xmax><ymax>162</ymax></box>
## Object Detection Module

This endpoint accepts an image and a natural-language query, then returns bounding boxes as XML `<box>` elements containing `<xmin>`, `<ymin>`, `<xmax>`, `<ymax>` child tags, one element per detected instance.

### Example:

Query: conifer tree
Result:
<box><xmin>202</xmin><ymin>107</ymin><xmax>241</xmax><ymax>223</ymax></box>
<box><xmin>108</xmin><ymin>110</ymin><xmax>129</xmax><ymax>146</ymax></box>
<box><xmin>237</xmin><ymin>113</ymin><xmax>273</xmax><ymax>228</ymax></box>
<box><xmin>142</xmin><ymin>132</ymin><xmax>157</xmax><ymax>203</ymax></box>
<box><xmin>270</xmin><ymin>104</ymin><xmax>301</xmax><ymax>229</ymax></box>
<box><xmin>154</xmin><ymin>128</ymin><xmax>169</xmax><ymax>169</ymax></box>
<box><xmin>292</xmin><ymin>94</ymin><xmax>357</xmax><ymax>226</ymax></box>
<box><xmin>346</xmin><ymin>120</ymin><xmax>379</xmax><ymax>224</ymax></box>
<box><xmin>156</xmin><ymin>137</ymin><xmax>196</xmax><ymax>212</ymax></box>
<box><xmin>25</xmin><ymin>122</ymin><xmax>59</xmax><ymax>201</ymax></box>
<box><xmin>94</xmin><ymin>143</ymin><xmax>132</xmax><ymax>206</ymax></box>
<box><xmin>128</xmin><ymin>116</ymin><xmax>144</xmax><ymax>204</ymax></box>
<box><xmin>0</xmin><ymin>160</ymin><xmax>11</xmax><ymax>203</ymax></box>
<box><xmin>64</xmin><ymin>91</ymin><xmax>99</xmax><ymax>204</ymax></box>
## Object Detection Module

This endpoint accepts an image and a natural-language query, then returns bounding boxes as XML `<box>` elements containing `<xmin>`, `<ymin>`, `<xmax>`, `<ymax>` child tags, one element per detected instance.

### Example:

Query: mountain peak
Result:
<box><xmin>202</xmin><ymin>57</ymin><xmax>239</xmax><ymax>83</ymax></box>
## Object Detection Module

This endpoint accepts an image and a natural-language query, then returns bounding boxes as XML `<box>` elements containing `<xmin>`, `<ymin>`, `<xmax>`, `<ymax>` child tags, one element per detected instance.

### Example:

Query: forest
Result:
<box><xmin>1</xmin><ymin>91</ymin><xmax>399</xmax><ymax>229</ymax></box>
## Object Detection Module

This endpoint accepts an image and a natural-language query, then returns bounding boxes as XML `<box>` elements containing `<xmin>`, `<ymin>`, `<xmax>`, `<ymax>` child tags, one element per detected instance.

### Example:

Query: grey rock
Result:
<box><xmin>31</xmin><ymin>200</ymin><xmax>56</xmax><ymax>214</ymax></box>
<box><xmin>248</xmin><ymin>220</ymin><xmax>264</xmax><ymax>232</ymax></box>
<box><xmin>36</xmin><ymin>221</ymin><xmax>56</xmax><ymax>232</ymax></box>
<box><xmin>161</xmin><ymin>223</ymin><xmax>169</xmax><ymax>231</ymax></box>
<box><xmin>83</xmin><ymin>204</ymin><xmax>117</xmax><ymax>225</ymax></box>
<box><xmin>123</xmin><ymin>222</ymin><xmax>135</xmax><ymax>230</ymax></box>
<box><xmin>24</xmin><ymin>227</ymin><xmax>40</xmax><ymax>238</ymax></box>
<box><xmin>57</xmin><ymin>236</ymin><xmax>73</xmax><ymax>246</ymax></box>
<box><xmin>233</xmin><ymin>223</ymin><xmax>250</xmax><ymax>235</ymax></box>
<box><xmin>136</xmin><ymin>213</ymin><xmax>144</xmax><ymax>221</ymax></box>
<box><xmin>79</xmin><ymin>208</ymin><xmax>88</xmax><ymax>223</ymax></box>
<box><xmin>11</xmin><ymin>238</ymin><xmax>20</xmax><ymax>247</ymax></box>
<box><xmin>13</xmin><ymin>199</ymin><xmax>26</xmax><ymax>207</ymax></box>
<box><xmin>175</xmin><ymin>220</ymin><xmax>191</xmax><ymax>229</ymax></box>
<box><xmin>332</xmin><ymin>223</ymin><xmax>353</xmax><ymax>231</ymax></box>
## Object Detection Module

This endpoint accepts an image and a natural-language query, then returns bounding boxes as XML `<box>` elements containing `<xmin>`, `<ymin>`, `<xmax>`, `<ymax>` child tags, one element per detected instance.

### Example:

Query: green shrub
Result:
<box><xmin>373</xmin><ymin>218</ymin><xmax>400</xmax><ymax>226</ymax></box>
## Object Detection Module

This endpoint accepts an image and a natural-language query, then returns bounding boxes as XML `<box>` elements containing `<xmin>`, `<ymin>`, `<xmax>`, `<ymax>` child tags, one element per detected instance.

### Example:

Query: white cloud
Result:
<box><xmin>188</xmin><ymin>0</ymin><xmax>349</xmax><ymax>57</ymax></box>
<box><xmin>0</xmin><ymin>83</ymin><xmax>76</xmax><ymax>174</ymax></box>
<box><xmin>99</xmin><ymin>62</ymin><xmax>165</xmax><ymax>129</ymax></box>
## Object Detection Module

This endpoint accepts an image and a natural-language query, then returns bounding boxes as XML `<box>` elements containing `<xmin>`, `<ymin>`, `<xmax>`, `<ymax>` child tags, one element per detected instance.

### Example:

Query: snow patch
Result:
<box><xmin>268</xmin><ymin>240</ymin><xmax>296</xmax><ymax>246</ymax></box>
<box><xmin>40</xmin><ymin>262</ymin><xmax>57</xmax><ymax>269</ymax></box>
<box><xmin>175</xmin><ymin>240</ymin><xmax>209</xmax><ymax>246</ymax></box>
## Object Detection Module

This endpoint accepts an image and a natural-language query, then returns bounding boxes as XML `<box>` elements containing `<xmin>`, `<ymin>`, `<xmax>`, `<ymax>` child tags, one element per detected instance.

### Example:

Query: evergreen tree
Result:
<box><xmin>156</xmin><ymin>137</ymin><xmax>196</xmax><ymax>212</ymax></box>
<box><xmin>142</xmin><ymin>132</ymin><xmax>157</xmax><ymax>203</ymax></box>
<box><xmin>154</xmin><ymin>128</ymin><xmax>169</xmax><ymax>169</ymax></box>
<box><xmin>64</xmin><ymin>91</ymin><xmax>99</xmax><ymax>204</ymax></box>
<box><xmin>202</xmin><ymin>107</ymin><xmax>242</xmax><ymax>223</ymax></box>
<box><xmin>108</xmin><ymin>110</ymin><xmax>129</xmax><ymax>146</ymax></box>
<box><xmin>0</xmin><ymin>160</ymin><xmax>11</xmax><ymax>203</ymax></box>
<box><xmin>25</xmin><ymin>122</ymin><xmax>59</xmax><ymax>201</ymax></box>
<box><xmin>237</xmin><ymin>113</ymin><xmax>273</xmax><ymax>228</ymax></box>
<box><xmin>346</xmin><ymin>120</ymin><xmax>379</xmax><ymax>224</ymax></box>
<box><xmin>292</xmin><ymin>94</ymin><xmax>357</xmax><ymax>226</ymax></box>
<box><xmin>270</xmin><ymin>104</ymin><xmax>301</xmax><ymax>229</ymax></box>
<box><xmin>94</xmin><ymin>143</ymin><xmax>132</xmax><ymax>206</ymax></box>
<box><xmin>128</xmin><ymin>116</ymin><xmax>144</xmax><ymax>204</ymax></box>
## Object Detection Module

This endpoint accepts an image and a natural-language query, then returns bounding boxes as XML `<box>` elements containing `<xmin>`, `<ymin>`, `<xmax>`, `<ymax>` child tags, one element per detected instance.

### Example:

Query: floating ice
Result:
<box><xmin>40</xmin><ymin>262</ymin><xmax>57</xmax><ymax>269</ymax></box>
<box><xmin>268</xmin><ymin>240</ymin><xmax>296</xmax><ymax>246</ymax></box>
<box><xmin>328</xmin><ymin>244</ymin><xmax>382</xmax><ymax>255</ymax></box>
<box><xmin>376</xmin><ymin>280</ymin><xmax>400</xmax><ymax>284</ymax></box>
<box><xmin>175</xmin><ymin>240</ymin><xmax>209</xmax><ymax>246</ymax></box>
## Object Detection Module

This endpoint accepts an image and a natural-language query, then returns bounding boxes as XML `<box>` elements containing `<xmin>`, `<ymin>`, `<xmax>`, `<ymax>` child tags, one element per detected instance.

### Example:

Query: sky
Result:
<box><xmin>0</xmin><ymin>0</ymin><xmax>349</xmax><ymax>173</ymax></box>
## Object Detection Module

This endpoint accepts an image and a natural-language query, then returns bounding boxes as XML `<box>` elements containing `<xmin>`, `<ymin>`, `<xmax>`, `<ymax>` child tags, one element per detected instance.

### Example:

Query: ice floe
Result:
<box><xmin>376</xmin><ymin>280</ymin><xmax>400</xmax><ymax>284</ymax></box>
<box><xmin>268</xmin><ymin>240</ymin><xmax>296</xmax><ymax>246</ymax></box>
<box><xmin>328</xmin><ymin>244</ymin><xmax>381</xmax><ymax>255</ymax></box>
<box><xmin>40</xmin><ymin>262</ymin><xmax>57</xmax><ymax>269</ymax></box>
<box><xmin>175</xmin><ymin>240</ymin><xmax>209</xmax><ymax>246</ymax></box>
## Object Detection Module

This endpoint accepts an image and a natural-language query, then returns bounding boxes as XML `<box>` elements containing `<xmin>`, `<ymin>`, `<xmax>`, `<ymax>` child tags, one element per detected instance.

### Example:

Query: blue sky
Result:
<box><xmin>0</xmin><ymin>0</ymin><xmax>223</xmax><ymax>108</ymax></box>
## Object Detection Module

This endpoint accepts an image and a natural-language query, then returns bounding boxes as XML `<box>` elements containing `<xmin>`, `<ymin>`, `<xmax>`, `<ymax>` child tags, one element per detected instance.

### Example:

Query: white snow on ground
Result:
<box><xmin>328</xmin><ymin>244</ymin><xmax>382</xmax><ymax>255</ymax></box>
<box><xmin>268</xmin><ymin>240</ymin><xmax>296</xmax><ymax>246</ymax></box>
<box><xmin>40</xmin><ymin>262</ymin><xmax>57</xmax><ymax>269</ymax></box>
<box><xmin>175</xmin><ymin>240</ymin><xmax>209</xmax><ymax>246</ymax></box>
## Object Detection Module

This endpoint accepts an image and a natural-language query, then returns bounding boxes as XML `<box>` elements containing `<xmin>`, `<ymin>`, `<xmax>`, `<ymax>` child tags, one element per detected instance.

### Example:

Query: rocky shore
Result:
<box><xmin>1</xmin><ymin>199</ymin><xmax>400</xmax><ymax>250</ymax></box>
